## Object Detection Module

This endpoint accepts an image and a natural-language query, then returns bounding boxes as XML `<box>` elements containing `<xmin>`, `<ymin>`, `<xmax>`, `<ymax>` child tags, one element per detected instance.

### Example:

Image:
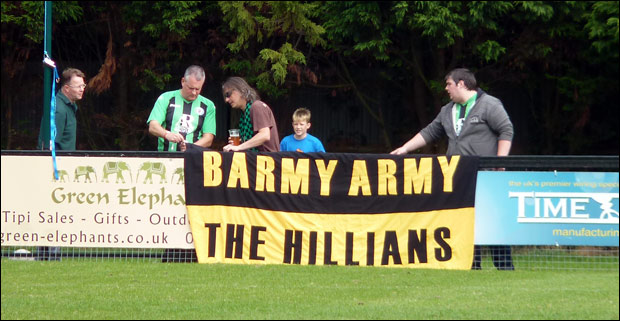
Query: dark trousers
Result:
<box><xmin>162</xmin><ymin>248</ymin><xmax>197</xmax><ymax>263</ymax></box>
<box><xmin>37</xmin><ymin>246</ymin><xmax>61</xmax><ymax>261</ymax></box>
<box><xmin>472</xmin><ymin>245</ymin><xmax>514</xmax><ymax>270</ymax></box>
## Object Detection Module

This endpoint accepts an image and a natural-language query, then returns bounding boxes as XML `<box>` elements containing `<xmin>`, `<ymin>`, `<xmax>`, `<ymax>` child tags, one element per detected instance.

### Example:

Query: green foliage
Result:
<box><xmin>219</xmin><ymin>1</ymin><xmax>259</xmax><ymax>53</ymax></box>
<box><xmin>258</xmin><ymin>43</ymin><xmax>306</xmax><ymax>85</ymax></box>
<box><xmin>474</xmin><ymin>40</ymin><xmax>506</xmax><ymax>63</ymax></box>
<box><xmin>1</xmin><ymin>1</ymin><xmax>82</xmax><ymax>43</ymax></box>
<box><xmin>497</xmin><ymin>1</ymin><xmax>620</xmax><ymax>154</ymax></box>
<box><xmin>514</xmin><ymin>1</ymin><xmax>554</xmax><ymax>22</ymax></box>
<box><xmin>428</xmin><ymin>79</ymin><xmax>446</xmax><ymax>96</ymax></box>
<box><xmin>263</xmin><ymin>1</ymin><xmax>326</xmax><ymax>47</ymax></box>
<box><xmin>408</xmin><ymin>1</ymin><xmax>465</xmax><ymax>48</ymax></box>
<box><xmin>111</xmin><ymin>1</ymin><xmax>211</xmax><ymax>95</ymax></box>
<box><xmin>121</xmin><ymin>1</ymin><xmax>202</xmax><ymax>38</ymax></box>
<box><xmin>585</xmin><ymin>1</ymin><xmax>619</xmax><ymax>57</ymax></box>
<box><xmin>223</xmin><ymin>58</ymin><xmax>254</xmax><ymax>75</ymax></box>
<box><xmin>219</xmin><ymin>1</ymin><xmax>326</xmax><ymax>52</ymax></box>
<box><xmin>1</xmin><ymin>1</ymin><xmax>618</xmax><ymax>153</ymax></box>
<box><xmin>323</xmin><ymin>2</ymin><xmax>520</xmax><ymax>71</ymax></box>
<box><xmin>140</xmin><ymin>69</ymin><xmax>172</xmax><ymax>91</ymax></box>
<box><xmin>322</xmin><ymin>1</ymin><xmax>394</xmax><ymax>58</ymax></box>
<box><xmin>466</xmin><ymin>1</ymin><xmax>513</xmax><ymax>32</ymax></box>
<box><xmin>219</xmin><ymin>1</ymin><xmax>326</xmax><ymax>97</ymax></box>
<box><xmin>255</xmin><ymin>72</ymin><xmax>287</xmax><ymax>98</ymax></box>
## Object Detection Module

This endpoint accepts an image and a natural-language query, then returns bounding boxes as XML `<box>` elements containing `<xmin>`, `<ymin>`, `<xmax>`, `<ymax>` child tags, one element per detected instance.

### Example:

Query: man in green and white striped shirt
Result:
<box><xmin>147</xmin><ymin>65</ymin><xmax>216</xmax><ymax>263</ymax></box>
<box><xmin>147</xmin><ymin>65</ymin><xmax>216</xmax><ymax>152</ymax></box>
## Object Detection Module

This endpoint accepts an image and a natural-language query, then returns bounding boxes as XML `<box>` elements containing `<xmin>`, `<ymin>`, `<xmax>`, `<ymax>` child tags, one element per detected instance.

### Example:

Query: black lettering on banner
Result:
<box><xmin>381</xmin><ymin>231</ymin><xmax>402</xmax><ymax>265</ymax></box>
<box><xmin>408</xmin><ymin>229</ymin><xmax>428</xmax><ymax>264</ymax></box>
<box><xmin>184</xmin><ymin>146</ymin><xmax>479</xmax><ymax>267</ymax></box>
<box><xmin>434</xmin><ymin>227</ymin><xmax>452</xmax><ymax>261</ymax></box>
<box><xmin>205</xmin><ymin>223</ymin><xmax>221</xmax><ymax>257</ymax></box>
<box><xmin>366</xmin><ymin>232</ymin><xmax>375</xmax><ymax>266</ymax></box>
<box><xmin>345</xmin><ymin>232</ymin><xmax>360</xmax><ymax>266</ymax></box>
<box><xmin>323</xmin><ymin>232</ymin><xmax>338</xmax><ymax>265</ymax></box>
<box><xmin>250</xmin><ymin>226</ymin><xmax>266</xmax><ymax>261</ymax></box>
<box><xmin>308</xmin><ymin>231</ymin><xmax>317</xmax><ymax>265</ymax></box>
<box><xmin>226</xmin><ymin>224</ymin><xmax>244</xmax><ymax>259</ymax></box>
<box><xmin>283</xmin><ymin>230</ymin><xmax>303</xmax><ymax>264</ymax></box>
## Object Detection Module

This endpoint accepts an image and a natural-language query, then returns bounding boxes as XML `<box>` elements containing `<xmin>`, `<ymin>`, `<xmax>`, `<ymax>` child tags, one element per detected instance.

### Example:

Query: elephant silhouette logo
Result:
<box><xmin>102</xmin><ymin>161</ymin><xmax>132</xmax><ymax>183</ymax></box>
<box><xmin>171</xmin><ymin>167</ymin><xmax>184</xmax><ymax>184</ymax></box>
<box><xmin>137</xmin><ymin>161</ymin><xmax>167</xmax><ymax>184</ymax></box>
<box><xmin>74</xmin><ymin>166</ymin><xmax>97</xmax><ymax>183</ymax></box>
<box><xmin>53</xmin><ymin>169</ymin><xmax>70</xmax><ymax>182</ymax></box>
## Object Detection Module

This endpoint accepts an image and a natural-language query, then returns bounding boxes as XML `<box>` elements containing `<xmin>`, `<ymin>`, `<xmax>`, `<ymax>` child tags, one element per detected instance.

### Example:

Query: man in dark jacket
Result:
<box><xmin>37</xmin><ymin>67</ymin><xmax>86</xmax><ymax>260</ymax></box>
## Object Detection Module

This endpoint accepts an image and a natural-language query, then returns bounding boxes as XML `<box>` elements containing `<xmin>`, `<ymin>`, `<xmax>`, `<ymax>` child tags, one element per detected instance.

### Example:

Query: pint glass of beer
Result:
<box><xmin>228</xmin><ymin>129</ymin><xmax>241</xmax><ymax>146</ymax></box>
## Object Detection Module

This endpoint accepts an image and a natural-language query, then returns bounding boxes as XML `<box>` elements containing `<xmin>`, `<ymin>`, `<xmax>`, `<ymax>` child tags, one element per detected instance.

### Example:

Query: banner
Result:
<box><xmin>184</xmin><ymin>145</ymin><xmax>479</xmax><ymax>269</ymax></box>
<box><xmin>1</xmin><ymin>154</ymin><xmax>193</xmax><ymax>248</ymax></box>
<box><xmin>475</xmin><ymin>171</ymin><xmax>619</xmax><ymax>246</ymax></box>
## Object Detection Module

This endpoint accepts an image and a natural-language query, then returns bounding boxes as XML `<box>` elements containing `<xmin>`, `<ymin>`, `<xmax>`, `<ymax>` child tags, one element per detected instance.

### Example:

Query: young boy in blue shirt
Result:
<box><xmin>280</xmin><ymin>107</ymin><xmax>325</xmax><ymax>153</ymax></box>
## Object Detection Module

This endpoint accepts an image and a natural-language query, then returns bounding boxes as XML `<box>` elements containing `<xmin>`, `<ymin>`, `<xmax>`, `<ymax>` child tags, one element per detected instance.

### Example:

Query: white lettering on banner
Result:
<box><xmin>509</xmin><ymin>192</ymin><xmax>619</xmax><ymax>224</ymax></box>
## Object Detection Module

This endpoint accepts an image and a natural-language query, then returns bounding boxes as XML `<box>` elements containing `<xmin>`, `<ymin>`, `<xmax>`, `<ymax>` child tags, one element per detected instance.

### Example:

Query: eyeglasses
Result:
<box><xmin>224</xmin><ymin>91</ymin><xmax>233</xmax><ymax>98</ymax></box>
<box><xmin>67</xmin><ymin>84</ymin><xmax>86</xmax><ymax>89</ymax></box>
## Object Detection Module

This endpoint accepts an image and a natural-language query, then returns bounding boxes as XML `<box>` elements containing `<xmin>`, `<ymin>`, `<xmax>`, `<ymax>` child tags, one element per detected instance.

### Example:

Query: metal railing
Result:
<box><xmin>2</xmin><ymin>150</ymin><xmax>618</xmax><ymax>170</ymax></box>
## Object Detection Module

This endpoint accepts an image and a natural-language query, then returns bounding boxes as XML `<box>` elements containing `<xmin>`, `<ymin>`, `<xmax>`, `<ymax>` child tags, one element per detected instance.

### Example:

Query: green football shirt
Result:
<box><xmin>147</xmin><ymin>90</ymin><xmax>216</xmax><ymax>151</ymax></box>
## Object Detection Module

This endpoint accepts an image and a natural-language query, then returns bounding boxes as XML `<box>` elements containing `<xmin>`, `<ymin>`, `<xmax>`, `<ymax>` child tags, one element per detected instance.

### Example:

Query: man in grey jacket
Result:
<box><xmin>391</xmin><ymin>67</ymin><xmax>514</xmax><ymax>270</ymax></box>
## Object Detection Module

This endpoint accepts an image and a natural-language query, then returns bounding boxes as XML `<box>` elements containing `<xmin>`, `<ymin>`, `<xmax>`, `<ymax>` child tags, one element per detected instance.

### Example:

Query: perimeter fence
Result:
<box><xmin>1</xmin><ymin>151</ymin><xmax>618</xmax><ymax>271</ymax></box>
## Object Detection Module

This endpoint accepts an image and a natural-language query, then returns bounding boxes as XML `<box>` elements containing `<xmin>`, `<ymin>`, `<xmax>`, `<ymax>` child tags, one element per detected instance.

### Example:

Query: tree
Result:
<box><xmin>218</xmin><ymin>1</ymin><xmax>326</xmax><ymax>97</ymax></box>
<box><xmin>1</xmin><ymin>1</ymin><xmax>82</xmax><ymax>149</ymax></box>
<box><xmin>311</xmin><ymin>1</ymin><xmax>618</xmax><ymax>154</ymax></box>
<box><xmin>1</xmin><ymin>1</ymin><xmax>618</xmax><ymax>155</ymax></box>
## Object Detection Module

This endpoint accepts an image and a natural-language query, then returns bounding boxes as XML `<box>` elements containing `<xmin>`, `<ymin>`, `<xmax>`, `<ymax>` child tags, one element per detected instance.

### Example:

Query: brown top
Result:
<box><xmin>250</xmin><ymin>100</ymin><xmax>280</xmax><ymax>152</ymax></box>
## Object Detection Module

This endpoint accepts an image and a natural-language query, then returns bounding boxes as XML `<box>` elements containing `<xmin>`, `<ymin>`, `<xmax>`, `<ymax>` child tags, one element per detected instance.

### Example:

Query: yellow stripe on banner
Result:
<box><xmin>187</xmin><ymin>205</ymin><xmax>474</xmax><ymax>269</ymax></box>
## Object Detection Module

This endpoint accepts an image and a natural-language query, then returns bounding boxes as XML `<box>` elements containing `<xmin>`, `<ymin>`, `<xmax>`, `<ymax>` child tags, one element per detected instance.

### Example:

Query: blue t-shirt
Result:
<box><xmin>280</xmin><ymin>133</ymin><xmax>325</xmax><ymax>153</ymax></box>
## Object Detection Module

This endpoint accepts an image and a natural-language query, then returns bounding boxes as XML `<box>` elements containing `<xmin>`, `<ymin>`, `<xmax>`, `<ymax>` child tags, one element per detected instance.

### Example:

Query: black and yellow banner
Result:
<box><xmin>184</xmin><ymin>144</ymin><xmax>479</xmax><ymax>269</ymax></box>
